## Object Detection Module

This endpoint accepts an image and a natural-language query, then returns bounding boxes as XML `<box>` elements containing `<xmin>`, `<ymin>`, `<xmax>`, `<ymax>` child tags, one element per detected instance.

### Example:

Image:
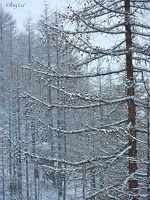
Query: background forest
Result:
<box><xmin>0</xmin><ymin>0</ymin><xmax>150</xmax><ymax>199</ymax></box>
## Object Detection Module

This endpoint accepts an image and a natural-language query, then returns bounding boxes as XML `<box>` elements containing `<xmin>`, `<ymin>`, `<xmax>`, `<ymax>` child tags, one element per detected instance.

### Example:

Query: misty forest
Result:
<box><xmin>0</xmin><ymin>0</ymin><xmax>150</xmax><ymax>199</ymax></box>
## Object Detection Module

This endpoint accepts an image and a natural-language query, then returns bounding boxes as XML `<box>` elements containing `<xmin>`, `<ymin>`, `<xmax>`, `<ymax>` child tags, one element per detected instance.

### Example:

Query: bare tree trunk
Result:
<box><xmin>31</xmin><ymin>120</ymin><xmax>38</xmax><ymax>200</ymax></box>
<box><xmin>1</xmin><ymin>130</ymin><xmax>5</xmax><ymax>200</ymax></box>
<box><xmin>125</xmin><ymin>0</ymin><xmax>138</xmax><ymax>198</ymax></box>
<box><xmin>26</xmin><ymin>18</ymin><xmax>32</xmax><ymax>199</ymax></box>
<box><xmin>8</xmin><ymin>47</ymin><xmax>13</xmax><ymax>200</ymax></box>
<box><xmin>63</xmin><ymin>135</ymin><xmax>67</xmax><ymax>200</ymax></box>
<box><xmin>17</xmin><ymin>66</ymin><xmax>23</xmax><ymax>200</ymax></box>
<box><xmin>147</xmin><ymin>97</ymin><xmax>150</xmax><ymax>198</ymax></box>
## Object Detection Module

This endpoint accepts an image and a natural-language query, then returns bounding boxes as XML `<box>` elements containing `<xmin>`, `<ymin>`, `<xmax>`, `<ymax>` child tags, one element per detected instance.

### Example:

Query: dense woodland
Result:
<box><xmin>0</xmin><ymin>0</ymin><xmax>150</xmax><ymax>199</ymax></box>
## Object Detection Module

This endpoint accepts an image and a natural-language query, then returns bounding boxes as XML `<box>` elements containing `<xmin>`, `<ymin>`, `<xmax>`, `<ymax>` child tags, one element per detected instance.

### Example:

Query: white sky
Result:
<box><xmin>1</xmin><ymin>0</ymin><xmax>69</xmax><ymax>30</ymax></box>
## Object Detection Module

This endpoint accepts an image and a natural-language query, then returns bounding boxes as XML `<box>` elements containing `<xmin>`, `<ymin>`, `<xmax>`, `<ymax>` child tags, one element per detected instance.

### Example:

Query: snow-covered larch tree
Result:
<box><xmin>56</xmin><ymin>0</ymin><xmax>150</xmax><ymax>199</ymax></box>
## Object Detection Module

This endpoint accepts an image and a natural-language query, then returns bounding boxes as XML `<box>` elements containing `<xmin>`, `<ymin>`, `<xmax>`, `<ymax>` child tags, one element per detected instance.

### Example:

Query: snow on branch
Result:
<box><xmin>31</xmin><ymin>113</ymin><xmax>128</xmax><ymax>135</ymax></box>
<box><xmin>21</xmin><ymin>65</ymin><xmax>126</xmax><ymax>79</ymax></box>
<box><xmin>20</xmin><ymin>92</ymin><xmax>103</xmax><ymax>109</ymax></box>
